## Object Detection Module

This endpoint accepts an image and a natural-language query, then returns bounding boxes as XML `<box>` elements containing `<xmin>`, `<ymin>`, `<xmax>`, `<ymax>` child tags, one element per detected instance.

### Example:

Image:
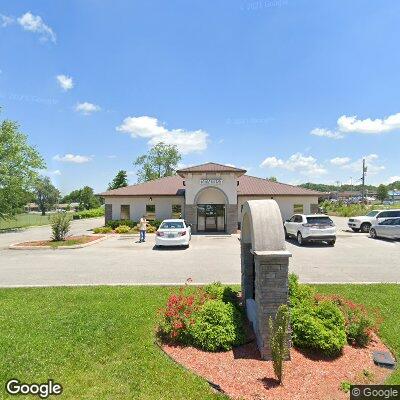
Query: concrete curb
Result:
<box><xmin>8</xmin><ymin>235</ymin><xmax>108</xmax><ymax>250</ymax></box>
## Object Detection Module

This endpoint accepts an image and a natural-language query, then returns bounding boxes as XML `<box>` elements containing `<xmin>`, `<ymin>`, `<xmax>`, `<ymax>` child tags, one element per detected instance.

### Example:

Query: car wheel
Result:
<box><xmin>297</xmin><ymin>232</ymin><xmax>304</xmax><ymax>246</ymax></box>
<box><xmin>351</xmin><ymin>228</ymin><xmax>360</xmax><ymax>232</ymax></box>
<box><xmin>328</xmin><ymin>240</ymin><xmax>335</xmax><ymax>246</ymax></box>
<box><xmin>360</xmin><ymin>223</ymin><xmax>371</xmax><ymax>233</ymax></box>
<box><xmin>370</xmin><ymin>228</ymin><xmax>377</xmax><ymax>239</ymax></box>
<box><xmin>284</xmin><ymin>227</ymin><xmax>289</xmax><ymax>239</ymax></box>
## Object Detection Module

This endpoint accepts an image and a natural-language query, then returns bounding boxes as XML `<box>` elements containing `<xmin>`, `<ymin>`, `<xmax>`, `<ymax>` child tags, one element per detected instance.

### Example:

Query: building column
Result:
<box><xmin>105</xmin><ymin>204</ymin><xmax>112</xmax><ymax>224</ymax></box>
<box><xmin>225</xmin><ymin>204</ymin><xmax>238</xmax><ymax>234</ymax></box>
<box><xmin>184</xmin><ymin>204</ymin><xmax>197</xmax><ymax>233</ymax></box>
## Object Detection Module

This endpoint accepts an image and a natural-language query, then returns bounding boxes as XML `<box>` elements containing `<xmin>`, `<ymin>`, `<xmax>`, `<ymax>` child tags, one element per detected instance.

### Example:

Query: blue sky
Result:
<box><xmin>1</xmin><ymin>0</ymin><xmax>400</xmax><ymax>194</ymax></box>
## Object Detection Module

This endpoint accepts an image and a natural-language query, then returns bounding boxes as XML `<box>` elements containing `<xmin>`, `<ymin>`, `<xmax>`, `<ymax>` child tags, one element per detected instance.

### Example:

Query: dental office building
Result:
<box><xmin>100</xmin><ymin>162</ymin><xmax>321</xmax><ymax>234</ymax></box>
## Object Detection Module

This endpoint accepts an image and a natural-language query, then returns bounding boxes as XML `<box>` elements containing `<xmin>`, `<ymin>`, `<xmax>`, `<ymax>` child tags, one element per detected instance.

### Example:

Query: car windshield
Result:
<box><xmin>366</xmin><ymin>211</ymin><xmax>379</xmax><ymax>217</ymax></box>
<box><xmin>160</xmin><ymin>221</ymin><xmax>184</xmax><ymax>229</ymax></box>
<box><xmin>306</xmin><ymin>216</ymin><xmax>333</xmax><ymax>225</ymax></box>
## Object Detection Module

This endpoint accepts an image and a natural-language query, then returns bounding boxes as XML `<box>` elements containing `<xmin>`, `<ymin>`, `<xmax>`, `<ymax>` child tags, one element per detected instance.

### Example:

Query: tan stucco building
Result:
<box><xmin>100</xmin><ymin>162</ymin><xmax>321</xmax><ymax>234</ymax></box>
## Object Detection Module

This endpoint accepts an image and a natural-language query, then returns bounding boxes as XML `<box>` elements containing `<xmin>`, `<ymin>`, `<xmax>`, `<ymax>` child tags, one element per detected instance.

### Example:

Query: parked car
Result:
<box><xmin>370</xmin><ymin>218</ymin><xmax>400</xmax><ymax>240</ymax></box>
<box><xmin>348</xmin><ymin>209</ymin><xmax>400</xmax><ymax>233</ymax></box>
<box><xmin>155</xmin><ymin>219</ymin><xmax>191</xmax><ymax>248</ymax></box>
<box><xmin>284</xmin><ymin>214</ymin><xmax>336</xmax><ymax>246</ymax></box>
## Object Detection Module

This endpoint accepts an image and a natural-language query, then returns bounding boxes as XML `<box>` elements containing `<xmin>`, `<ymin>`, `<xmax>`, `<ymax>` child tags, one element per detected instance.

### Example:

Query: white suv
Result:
<box><xmin>284</xmin><ymin>214</ymin><xmax>336</xmax><ymax>246</ymax></box>
<box><xmin>348</xmin><ymin>209</ymin><xmax>400</xmax><ymax>233</ymax></box>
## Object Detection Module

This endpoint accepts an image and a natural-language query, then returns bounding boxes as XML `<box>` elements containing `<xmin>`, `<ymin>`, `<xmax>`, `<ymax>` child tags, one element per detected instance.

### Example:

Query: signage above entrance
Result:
<box><xmin>200</xmin><ymin>178</ymin><xmax>223</xmax><ymax>185</ymax></box>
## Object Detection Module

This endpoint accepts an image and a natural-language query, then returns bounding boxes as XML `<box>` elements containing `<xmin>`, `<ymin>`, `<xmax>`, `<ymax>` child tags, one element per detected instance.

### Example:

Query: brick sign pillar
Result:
<box><xmin>241</xmin><ymin>199</ymin><xmax>291</xmax><ymax>360</ymax></box>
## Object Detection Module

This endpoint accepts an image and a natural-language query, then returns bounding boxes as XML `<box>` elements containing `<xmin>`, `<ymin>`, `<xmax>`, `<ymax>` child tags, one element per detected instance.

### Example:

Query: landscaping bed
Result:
<box><xmin>163</xmin><ymin>333</ymin><xmax>391</xmax><ymax>400</ymax></box>
<box><xmin>9</xmin><ymin>235</ymin><xmax>106</xmax><ymax>249</ymax></box>
<box><xmin>0</xmin><ymin>285</ymin><xmax>398</xmax><ymax>399</ymax></box>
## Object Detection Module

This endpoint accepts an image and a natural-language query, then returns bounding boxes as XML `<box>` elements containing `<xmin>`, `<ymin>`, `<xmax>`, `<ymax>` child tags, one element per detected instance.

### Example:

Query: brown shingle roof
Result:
<box><xmin>237</xmin><ymin>175</ymin><xmax>322</xmax><ymax>196</ymax></box>
<box><xmin>177</xmin><ymin>162</ymin><xmax>246</xmax><ymax>176</ymax></box>
<box><xmin>99</xmin><ymin>175</ymin><xmax>185</xmax><ymax>197</ymax></box>
<box><xmin>100</xmin><ymin>173</ymin><xmax>321</xmax><ymax>197</ymax></box>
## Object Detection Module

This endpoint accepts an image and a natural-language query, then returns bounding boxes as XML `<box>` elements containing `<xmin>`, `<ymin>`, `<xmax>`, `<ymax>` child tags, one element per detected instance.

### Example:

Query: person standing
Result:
<box><xmin>139</xmin><ymin>215</ymin><xmax>147</xmax><ymax>243</ymax></box>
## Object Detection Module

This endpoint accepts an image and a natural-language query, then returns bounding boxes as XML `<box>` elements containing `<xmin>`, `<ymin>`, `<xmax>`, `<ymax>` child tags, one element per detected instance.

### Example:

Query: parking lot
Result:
<box><xmin>0</xmin><ymin>216</ymin><xmax>399</xmax><ymax>287</ymax></box>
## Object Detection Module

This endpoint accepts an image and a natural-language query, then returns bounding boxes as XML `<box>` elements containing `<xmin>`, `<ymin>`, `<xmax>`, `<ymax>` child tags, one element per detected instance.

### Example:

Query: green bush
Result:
<box><xmin>291</xmin><ymin>301</ymin><xmax>347</xmax><ymax>356</ymax></box>
<box><xmin>50</xmin><ymin>212</ymin><xmax>71</xmax><ymax>241</ymax></box>
<box><xmin>93</xmin><ymin>226</ymin><xmax>113</xmax><ymax>234</ymax></box>
<box><xmin>188</xmin><ymin>299</ymin><xmax>245</xmax><ymax>351</ymax></box>
<box><xmin>115</xmin><ymin>225</ymin><xmax>132</xmax><ymax>234</ymax></box>
<box><xmin>289</xmin><ymin>273</ymin><xmax>315</xmax><ymax>307</ymax></box>
<box><xmin>106</xmin><ymin>219</ymin><xmax>136</xmax><ymax>229</ymax></box>
<box><xmin>204</xmin><ymin>282</ymin><xmax>240</xmax><ymax>306</ymax></box>
<box><xmin>73</xmin><ymin>207</ymin><xmax>105</xmax><ymax>220</ymax></box>
<box><xmin>149</xmin><ymin>219</ymin><xmax>162</xmax><ymax>229</ymax></box>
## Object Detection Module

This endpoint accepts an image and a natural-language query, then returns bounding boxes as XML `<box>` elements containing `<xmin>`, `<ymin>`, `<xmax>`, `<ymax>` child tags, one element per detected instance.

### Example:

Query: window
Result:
<box><xmin>160</xmin><ymin>221</ymin><xmax>184</xmax><ymax>229</ymax></box>
<box><xmin>293</xmin><ymin>204</ymin><xmax>304</xmax><ymax>214</ymax></box>
<box><xmin>378</xmin><ymin>211</ymin><xmax>390</xmax><ymax>218</ymax></box>
<box><xmin>306</xmin><ymin>216</ymin><xmax>333</xmax><ymax>225</ymax></box>
<box><xmin>146</xmin><ymin>204</ymin><xmax>155</xmax><ymax>220</ymax></box>
<box><xmin>172</xmin><ymin>204</ymin><xmax>182</xmax><ymax>219</ymax></box>
<box><xmin>120</xmin><ymin>205</ymin><xmax>130</xmax><ymax>220</ymax></box>
<box><xmin>294</xmin><ymin>215</ymin><xmax>303</xmax><ymax>223</ymax></box>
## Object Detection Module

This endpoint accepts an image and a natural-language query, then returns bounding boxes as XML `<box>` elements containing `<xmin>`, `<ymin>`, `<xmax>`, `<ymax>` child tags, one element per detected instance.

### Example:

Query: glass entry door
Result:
<box><xmin>197</xmin><ymin>204</ymin><xmax>225</xmax><ymax>232</ymax></box>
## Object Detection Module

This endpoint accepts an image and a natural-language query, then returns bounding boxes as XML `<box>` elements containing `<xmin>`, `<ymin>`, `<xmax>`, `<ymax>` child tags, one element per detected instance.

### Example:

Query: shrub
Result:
<box><xmin>315</xmin><ymin>294</ymin><xmax>378</xmax><ymax>347</ymax></box>
<box><xmin>73</xmin><ymin>207</ymin><xmax>105</xmax><ymax>220</ymax></box>
<box><xmin>106</xmin><ymin>219</ymin><xmax>136</xmax><ymax>229</ymax></box>
<box><xmin>205</xmin><ymin>282</ymin><xmax>240</xmax><ymax>306</ymax></box>
<box><xmin>289</xmin><ymin>273</ymin><xmax>315</xmax><ymax>307</ymax></box>
<box><xmin>269</xmin><ymin>305</ymin><xmax>290</xmax><ymax>384</ymax></box>
<box><xmin>158</xmin><ymin>287</ymin><xmax>209</xmax><ymax>343</ymax></box>
<box><xmin>93</xmin><ymin>226</ymin><xmax>113</xmax><ymax>234</ymax></box>
<box><xmin>147</xmin><ymin>225</ymin><xmax>157</xmax><ymax>233</ymax></box>
<box><xmin>291</xmin><ymin>301</ymin><xmax>347</xmax><ymax>356</ymax></box>
<box><xmin>115</xmin><ymin>225</ymin><xmax>131</xmax><ymax>234</ymax></box>
<box><xmin>50</xmin><ymin>212</ymin><xmax>71</xmax><ymax>241</ymax></box>
<box><xmin>149</xmin><ymin>219</ymin><xmax>162</xmax><ymax>229</ymax></box>
<box><xmin>188</xmin><ymin>299</ymin><xmax>245</xmax><ymax>351</ymax></box>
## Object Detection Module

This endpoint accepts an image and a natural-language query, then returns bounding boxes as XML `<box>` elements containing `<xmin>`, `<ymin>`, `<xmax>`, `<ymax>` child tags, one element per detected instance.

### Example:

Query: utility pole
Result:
<box><xmin>361</xmin><ymin>158</ymin><xmax>367</xmax><ymax>203</ymax></box>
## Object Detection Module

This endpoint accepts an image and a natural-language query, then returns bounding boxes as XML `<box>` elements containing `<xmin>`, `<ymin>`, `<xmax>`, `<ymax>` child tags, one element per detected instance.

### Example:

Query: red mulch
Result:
<box><xmin>162</xmin><ymin>333</ymin><xmax>393</xmax><ymax>400</ymax></box>
<box><xmin>15</xmin><ymin>235</ymin><xmax>102</xmax><ymax>246</ymax></box>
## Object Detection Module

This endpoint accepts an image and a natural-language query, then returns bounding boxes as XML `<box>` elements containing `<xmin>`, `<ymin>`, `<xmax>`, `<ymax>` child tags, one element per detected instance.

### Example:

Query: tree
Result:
<box><xmin>108</xmin><ymin>170</ymin><xmax>128</xmax><ymax>190</ymax></box>
<box><xmin>0</xmin><ymin>117</ymin><xmax>45</xmax><ymax>220</ymax></box>
<box><xmin>133</xmin><ymin>142</ymin><xmax>182</xmax><ymax>182</ymax></box>
<box><xmin>376</xmin><ymin>184</ymin><xmax>388</xmax><ymax>202</ymax></box>
<box><xmin>35</xmin><ymin>177</ymin><xmax>60</xmax><ymax>215</ymax></box>
<box><xmin>268</xmin><ymin>176</ymin><xmax>277</xmax><ymax>182</ymax></box>
<box><xmin>78</xmin><ymin>186</ymin><xmax>100</xmax><ymax>210</ymax></box>
<box><xmin>61</xmin><ymin>186</ymin><xmax>101</xmax><ymax>210</ymax></box>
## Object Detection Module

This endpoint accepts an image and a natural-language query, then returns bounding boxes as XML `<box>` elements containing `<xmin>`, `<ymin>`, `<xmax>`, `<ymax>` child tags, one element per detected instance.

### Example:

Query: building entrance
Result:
<box><xmin>197</xmin><ymin>204</ymin><xmax>225</xmax><ymax>232</ymax></box>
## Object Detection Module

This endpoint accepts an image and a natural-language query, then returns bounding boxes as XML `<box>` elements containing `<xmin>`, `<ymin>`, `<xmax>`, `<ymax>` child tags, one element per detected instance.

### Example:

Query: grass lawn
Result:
<box><xmin>0</xmin><ymin>284</ymin><xmax>398</xmax><ymax>399</ymax></box>
<box><xmin>0</xmin><ymin>214</ymin><xmax>51</xmax><ymax>230</ymax></box>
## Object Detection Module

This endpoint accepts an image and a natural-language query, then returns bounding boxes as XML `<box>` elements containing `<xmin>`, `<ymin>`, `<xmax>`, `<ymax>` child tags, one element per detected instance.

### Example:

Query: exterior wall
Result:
<box><xmin>226</xmin><ymin>204</ymin><xmax>238</xmax><ymax>234</ymax></box>
<box><xmin>104</xmin><ymin>196</ymin><xmax>185</xmax><ymax>222</ymax></box>
<box><xmin>185</xmin><ymin>172</ymin><xmax>238</xmax><ymax>205</ymax></box>
<box><xmin>238</xmin><ymin>195</ymin><xmax>319</xmax><ymax>222</ymax></box>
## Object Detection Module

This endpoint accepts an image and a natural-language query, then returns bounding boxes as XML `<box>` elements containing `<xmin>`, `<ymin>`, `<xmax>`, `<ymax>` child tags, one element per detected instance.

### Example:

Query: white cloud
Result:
<box><xmin>17</xmin><ymin>12</ymin><xmax>56</xmax><ymax>43</ymax></box>
<box><xmin>311</xmin><ymin>112</ymin><xmax>400</xmax><ymax>139</ymax></box>
<box><xmin>75</xmin><ymin>102</ymin><xmax>101</xmax><ymax>115</ymax></box>
<box><xmin>338</xmin><ymin>113</ymin><xmax>400</xmax><ymax>134</ymax></box>
<box><xmin>330</xmin><ymin>157</ymin><xmax>351</xmax><ymax>166</ymax></box>
<box><xmin>260</xmin><ymin>153</ymin><xmax>327</xmax><ymax>176</ymax></box>
<box><xmin>343</xmin><ymin>154</ymin><xmax>385</xmax><ymax>175</ymax></box>
<box><xmin>53</xmin><ymin>154</ymin><xmax>92</xmax><ymax>163</ymax></box>
<box><xmin>386</xmin><ymin>176</ymin><xmax>400</xmax><ymax>184</ymax></box>
<box><xmin>116</xmin><ymin>116</ymin><xmax>208</xmax><ymax>154</ymax></box>
<box><xmin>56</xmin><ymin>75</ymin><xmax>74</xmax><ymax>91</ymax></box>
<box><xmin>310</xmin><ymin>128</ymin><xmax>344</xmax><ymax>139</ymax></box>
<box><xmin>0</xmin><ymin>14</ymin><xmax>14</xmax><ymax>27</ymax></box>
<box><xmin>107</xmin><ymin>155</ymin><xmax>117</xmax><ymax>159</ymax></box>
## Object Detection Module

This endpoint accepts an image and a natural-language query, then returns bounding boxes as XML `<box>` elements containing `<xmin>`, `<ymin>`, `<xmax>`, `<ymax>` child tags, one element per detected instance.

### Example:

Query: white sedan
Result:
<box><xmin>155</xmin><ymin>219</ymin><xmax>191</xmax><ymax>247</ymax></box>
